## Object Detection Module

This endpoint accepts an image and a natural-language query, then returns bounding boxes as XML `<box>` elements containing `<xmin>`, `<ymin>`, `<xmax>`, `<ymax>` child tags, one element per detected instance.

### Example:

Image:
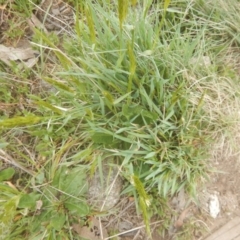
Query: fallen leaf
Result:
<box><xmin>5</xmin><ymin>181</ymin><xmax>18</xmax><ymax>190</ymax></box>
<box><xmin>25</xmin><ymin>57</ymin><xmax>39</xmax><ymax>68</ymax></box>
<box><xmin>128</xmin><ymin>196</ymin><xmax>134</xmax><ymax>202</ymax></box>
<box><xmin>15</xmin><ymin>38</ymin><xmax>32</xmax><ymax>48</ymax></box>
<box><xmin>77</xmin><ymin>217</ymin><xmax>108</xmax><ymax>240</ymax></box>
<box><xmin>35</xmin><ymin>200</ymin><xmax>43</xmax><ymax>210</ymax></box>
<box><xmin>14</xmin><ymin>214</ymin><xmax>23</xmax><ymax>222</ymax></box>
<box><xmin>0</xmin><ymin>4</ymin><xmax>7</xmax><ymax>10</ymax></box>
<box><xmin>0</xmin><ymin>44</ymin><xmax>39</xmax><ymax>67</ymax></box>
<box><xmin>72</xmin><ymin>223</ymin><xmax>82</xmax><ymax>235</ymax></box>
<box><xmin>27</xmin><ymin>14</ymin><xmax>48</xmax><ymax>33</ymax></box>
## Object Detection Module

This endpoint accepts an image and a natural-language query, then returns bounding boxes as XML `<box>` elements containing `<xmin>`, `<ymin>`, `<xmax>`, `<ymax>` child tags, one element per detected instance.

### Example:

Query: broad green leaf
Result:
<box><xmin>18</xmin><ymin>193</ymin><xmax>39</xmax><ymax>209</ymax></box>
<box><xmin>122</xmin><ymin>104</ymin><xmax>141</xmax><ymax>118</ymax></box>
<box><xmin>50</xmin><ymin>212</ymin><xmax>66</xmax><ymax>231</ymax></box>
<box><xmin>91</xmin><ymin>132</ymin><xmax>113</xmax><ymax>144</ymax></box>
<box><xmin>29</xmin><ymin>209</ymin><xmax>52</xmax><ymax>234</ymax></box>
<box><xmin>141</xmin><ymin>110</ymin><xmax>158</xmax><ymax>121</ymax></box>
<box><xmin>35</xmin><ymin>171</ymin><xmax>45</xmax><ymax>184</ymax></box>
<box><xmin>0</xmin><ymin>142</ymin><xmax>8</xmax><ymax>149</ymax></box>
<box><xmin>0</xmin><ymin>168</ymin><xmax>15</xmax><ymax>181</ymax></box>
<box><xmin>0</xmin><ymin>196</ymin><xmax>20</xmax><ymax>225</ymax></box>
<box><xmin>52</xmin><ymin>166</ymin><xmax>88</xmax><ymax>196</ymax></box>
<box><xmin>64</xmin><ymin>201</ymin><xmax>89</xmax><ymax>217</ymax></box>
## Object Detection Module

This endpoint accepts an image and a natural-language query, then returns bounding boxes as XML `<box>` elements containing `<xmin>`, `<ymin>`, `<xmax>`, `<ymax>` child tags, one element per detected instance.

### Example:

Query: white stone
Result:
<box><xmin>209</xmin><ymin>194</ymin><xmax>220</xmax><ymax>218</ymax></box>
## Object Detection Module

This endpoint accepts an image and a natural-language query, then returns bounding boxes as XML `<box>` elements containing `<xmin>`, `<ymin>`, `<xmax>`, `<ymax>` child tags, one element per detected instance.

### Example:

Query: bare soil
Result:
<box><xmin>200</xmin><ymin>152</ymin><xmax>240</xmax><ymax>239</ymax></box>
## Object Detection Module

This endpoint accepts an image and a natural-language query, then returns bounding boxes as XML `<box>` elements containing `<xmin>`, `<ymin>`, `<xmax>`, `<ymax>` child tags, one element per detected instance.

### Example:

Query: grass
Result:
<box><xmin>0</xmin><ymin>0</ymin><xmax>240</xmax><ymax>239</ymax></box>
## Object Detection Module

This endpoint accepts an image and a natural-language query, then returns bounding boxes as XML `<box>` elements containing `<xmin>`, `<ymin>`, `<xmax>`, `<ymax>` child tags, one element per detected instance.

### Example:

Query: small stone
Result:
<box><xmin>88</xmin><ymin>163</ymin><xmax>122</xmax><ymax>211</ymax></box>
<box><xmin>190</xmin><ymin>56</ymin><xmax>211</xmax><ymax>67</ymax></box>
<box><xmin>209</xmin><ymin>194</ymin><xmax>220</xmax><ymax>218</ymax></box>
<box><xmin>118</xmin><ymin>221</ymin><xmax>137</xmax><ymax>237</ymax></box>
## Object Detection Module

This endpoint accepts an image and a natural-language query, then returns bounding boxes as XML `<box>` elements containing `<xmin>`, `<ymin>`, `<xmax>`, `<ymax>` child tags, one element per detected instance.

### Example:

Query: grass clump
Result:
<box><xmin>1</xmin><ymin>0</ymin><xmax>240</xmax><ymax>239</ymax></box>
<box><xmin>49</xmin><ymin>0</ymin><xmax>211</xmax><ymax>195</ymax></box>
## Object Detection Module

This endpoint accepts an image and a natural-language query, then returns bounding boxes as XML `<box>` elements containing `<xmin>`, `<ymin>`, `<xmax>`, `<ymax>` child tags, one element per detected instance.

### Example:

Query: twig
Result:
<box><xmin>104</xmin><ymin>220</ymin><xmax>163</xmax><ymax>240</ymax></box>
<box><xmin>0</xmin><ymin>149</ymin><xmax>35</xmax><ymax>176</ymax></box>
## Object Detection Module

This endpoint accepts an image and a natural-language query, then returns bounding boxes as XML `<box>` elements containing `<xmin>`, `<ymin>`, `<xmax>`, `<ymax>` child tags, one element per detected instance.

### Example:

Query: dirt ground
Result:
<box><xmin>116</xmin><ymin>142</ymin><xmax>240</xmax><ymax>240</ymax></box>
<box><xmin>199</xmin><ymin>149</ymin><xmax>240</xmax><ymax>239</ymax></box>
<box><xmin>198</xmin><ymin>49</ymin><xmax>240</xmax><ymax>239</ymax></box>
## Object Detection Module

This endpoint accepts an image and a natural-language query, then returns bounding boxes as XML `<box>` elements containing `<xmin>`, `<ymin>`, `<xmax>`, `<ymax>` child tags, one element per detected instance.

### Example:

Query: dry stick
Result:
<box><xmin>27</xmin><ymin>14</ymin><xmax>48</xmax><ymax>33</ymax></box>
<box><xmin>132</xmin><ymin>230</ymin><xmax>141</xmax><ymax>240</ymax></box>
<box><xmin>104</xmin><ymin>220</ymin><xmax>163</xmax><ymax>240</ymax></box>
<box><xmin>104</xmin><ymin>199</ymin><xmax>135</xmax><ymax>228</ymax></box>
<box><xmin>28</xmin><ymin>0</ymin><xmax>73</xmax><ymax>34</ymax></box>
<box><xmin>0</xmin><ymin>149</ymin><xmax>35</xmax><ymax>176</ymax></box>
<box><xmin>193</xmin><ymin>219</ymin><xmax>210</xmax><ymax>232</ymax></box>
